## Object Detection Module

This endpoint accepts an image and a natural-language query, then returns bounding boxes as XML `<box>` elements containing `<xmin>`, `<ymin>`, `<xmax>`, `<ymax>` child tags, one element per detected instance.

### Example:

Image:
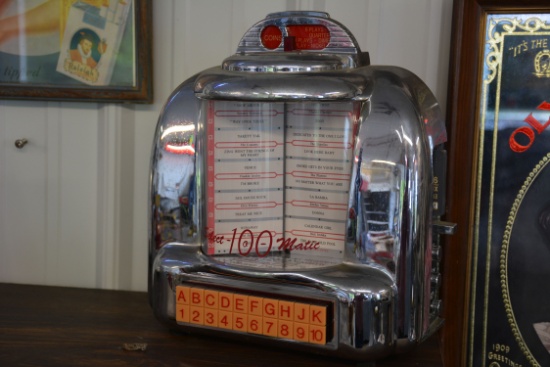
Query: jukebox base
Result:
<box><xmin>149</xmin><ymin>243</ymin><xmax>416</xmax><ymax>361</ymax></box>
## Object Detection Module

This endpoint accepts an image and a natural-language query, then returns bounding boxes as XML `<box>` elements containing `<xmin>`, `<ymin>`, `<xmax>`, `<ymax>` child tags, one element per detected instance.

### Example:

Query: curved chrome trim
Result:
<box><xmin>222</xmin><ymin>53</ymin><xmax>356</xmax><ymax>73</ymax></box>
<box><xmin>194</xmin><ymin>67</ymin><xmax>373</xmax><ymax>101</ymax></box>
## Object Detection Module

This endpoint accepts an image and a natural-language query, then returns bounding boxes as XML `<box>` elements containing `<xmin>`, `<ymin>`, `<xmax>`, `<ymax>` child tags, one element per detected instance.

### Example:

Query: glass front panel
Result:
<box><xmin>204</xmin><ymin>100</ymin><xmax>358</xmax><ymax>270</ymax></box>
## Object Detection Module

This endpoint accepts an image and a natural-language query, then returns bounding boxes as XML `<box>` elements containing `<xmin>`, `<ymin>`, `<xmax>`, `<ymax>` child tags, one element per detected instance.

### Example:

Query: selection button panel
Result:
<box><xmin>175</xmin><ymin>285</ymin><xmax>331</xmax><ymax>345</ymax></box>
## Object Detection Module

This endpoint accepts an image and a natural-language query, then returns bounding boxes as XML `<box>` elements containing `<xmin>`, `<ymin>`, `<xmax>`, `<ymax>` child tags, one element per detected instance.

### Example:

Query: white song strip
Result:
<box><xmin>207</xmin><ymin>101</ymin><xmax>284</xmax><ymax>255</ymax></box>
<box><xmin>284</xmin><ymin>102</ymin><xmax>356</xmax><ymax>260</ymax></box>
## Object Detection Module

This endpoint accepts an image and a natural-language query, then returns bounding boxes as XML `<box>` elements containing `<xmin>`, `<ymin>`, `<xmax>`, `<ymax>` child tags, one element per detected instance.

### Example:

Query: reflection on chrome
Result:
<box><xmin>350</xmin><ymin>158</ymin><xmax>403</xmax><ymax>274</ymax></box>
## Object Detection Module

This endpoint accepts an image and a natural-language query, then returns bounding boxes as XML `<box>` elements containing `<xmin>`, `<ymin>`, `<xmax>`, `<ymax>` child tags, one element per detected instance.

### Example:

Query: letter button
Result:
<box><xmin>219</xmin><ymin>291</ymin><xmax>234</xmax><ymax>311</ymax></box>
<box><xmin>248</xmin><ymin>296</ymin><xmax>263</xmax><ymax>316</ymax></box>
<box><xmin>278</xmin><ymin>300</ymin><xmax>294</xmax><ymax>321</ymax></box>
<box><xmin>176</xmin><ymin>286</ymin><xmax>190</xmax><ymax>304</ymax></box>
<box><xmin>294</xmin><ymin>302</ymin><xmax>310</xmax><ymax>323</ymax></box>
<box><xmin>263</xmin><ymin>298</ymin><xmax>278</xmax><ymax>317</ymax></box>
<box><xmin>204</xmin><ymin>289</ymin><xmax>219</xmax><ymax>309</ymax></box>
<box><xmin>310</xmin><ymin>305</ymin><xmax>326</xmax><ymax>326</ymax></box>
<box><xmin>234</xmin><ymin>294</ymin><xmax>248</xmax><ymax>314</ymax></box>
<box><xmin>190</xmin><ymin>288</ymin><xmax>204</xmax><ymax>307</ymax></box>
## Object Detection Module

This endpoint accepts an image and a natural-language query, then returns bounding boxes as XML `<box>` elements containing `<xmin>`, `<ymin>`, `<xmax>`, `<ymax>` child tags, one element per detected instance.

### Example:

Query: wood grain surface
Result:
<box><xmin>0</xmin><ymin>283</ymin><xmax>443</xmax><ymax>367</ymax></box>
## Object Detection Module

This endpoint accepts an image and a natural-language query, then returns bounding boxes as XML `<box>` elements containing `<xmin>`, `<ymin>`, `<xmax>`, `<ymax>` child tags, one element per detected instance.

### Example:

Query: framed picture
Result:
<box><xmin>446</xmin><ymin>0</ymin><xmax>550</xmax><ymax>366</ymax></box>
<box><xmin>0</xmin><ymin>0</ymin><xmax>152</xmax><ymax>103</ymax></box>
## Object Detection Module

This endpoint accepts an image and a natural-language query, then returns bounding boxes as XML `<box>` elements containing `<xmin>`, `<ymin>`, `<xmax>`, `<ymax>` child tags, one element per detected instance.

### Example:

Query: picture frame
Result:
<box><xmin>0</xmin><ymin>0</ymin><xmax>152</xmax><ymax>103</ymax></box>
<box><xmin>445</xmin><ymin>0</ymin><xmax>550</xmax><ymax>366</ymax></box>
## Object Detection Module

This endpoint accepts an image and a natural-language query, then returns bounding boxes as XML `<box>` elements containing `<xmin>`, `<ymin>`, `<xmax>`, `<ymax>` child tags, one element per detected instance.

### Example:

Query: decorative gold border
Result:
<box><xmin>534</xmin><ymin>50</ymin><xmax>550</xmax><ymax>77</ymax></box>
<box><xmin>500</xmin><ymin>153</ymin><xmax>550</xmax><ymax>367</ymax></box>
<box><xmin>485</xmin><ymin>17</ymin><xmax>550</xmax><ymax>83</ymax></box>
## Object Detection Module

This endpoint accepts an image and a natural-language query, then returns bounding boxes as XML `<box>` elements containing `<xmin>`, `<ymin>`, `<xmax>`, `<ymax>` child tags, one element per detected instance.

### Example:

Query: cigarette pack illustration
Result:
<box><xmin>56</xmin><ymin>0</ymin><xmax>133</xmax><ymax>86</ymax></box>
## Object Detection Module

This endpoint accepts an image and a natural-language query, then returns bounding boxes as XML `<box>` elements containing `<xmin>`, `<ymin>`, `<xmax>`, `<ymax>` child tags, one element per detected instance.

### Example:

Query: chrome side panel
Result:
<box><xmin>346</xmin><ymin>66</ymin><xmax>445</xmax><ymax>349</ymax></box>
<box><xmin>149</xmin><ymin>75</ymin><xmax>202</xmax><ymax>298</ymax></box>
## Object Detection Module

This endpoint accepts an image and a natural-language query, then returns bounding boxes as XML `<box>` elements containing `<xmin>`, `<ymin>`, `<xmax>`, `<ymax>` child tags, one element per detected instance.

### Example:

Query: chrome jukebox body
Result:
<box><xmin>149</xmin><ymin>11</ymin><xmax>453</xmax><ymax>361</ymax></box>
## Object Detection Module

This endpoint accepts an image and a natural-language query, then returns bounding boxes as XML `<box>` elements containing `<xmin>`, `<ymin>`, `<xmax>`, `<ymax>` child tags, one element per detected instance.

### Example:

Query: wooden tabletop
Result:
<box><xmin>0</xmin><ymin>283</ymin><xmax>443</xmax><ymax>367</ymax></box>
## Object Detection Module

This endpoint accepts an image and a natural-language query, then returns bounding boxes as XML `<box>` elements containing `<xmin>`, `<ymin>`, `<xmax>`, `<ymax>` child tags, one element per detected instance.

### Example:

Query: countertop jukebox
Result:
<box><xmin>149</xmin><ymin>11</ymin><xmax>454</xmax><ymax>361</ymax></box>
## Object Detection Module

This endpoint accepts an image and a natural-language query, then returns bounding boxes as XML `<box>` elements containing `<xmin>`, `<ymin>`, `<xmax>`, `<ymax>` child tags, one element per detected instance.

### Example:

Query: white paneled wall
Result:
<box><xmin>0</xmin><ymin>0</ymin><xmax>453</xmax><ymax>291</ymax></box>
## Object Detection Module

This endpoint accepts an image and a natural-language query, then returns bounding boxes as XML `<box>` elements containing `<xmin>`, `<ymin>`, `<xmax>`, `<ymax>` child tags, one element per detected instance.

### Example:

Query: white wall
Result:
<box><xmin>0</xmin><ymin>0</ymin><xmax>453</xmax><ymax>291</ymax></box>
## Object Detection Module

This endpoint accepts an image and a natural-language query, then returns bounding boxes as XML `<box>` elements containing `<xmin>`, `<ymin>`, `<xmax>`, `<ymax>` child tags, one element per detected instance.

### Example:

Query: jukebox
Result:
<box><xmin>149</xmin><ymin>11</ymin><xmax>454</xmax><ymax>361</ymax></box>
